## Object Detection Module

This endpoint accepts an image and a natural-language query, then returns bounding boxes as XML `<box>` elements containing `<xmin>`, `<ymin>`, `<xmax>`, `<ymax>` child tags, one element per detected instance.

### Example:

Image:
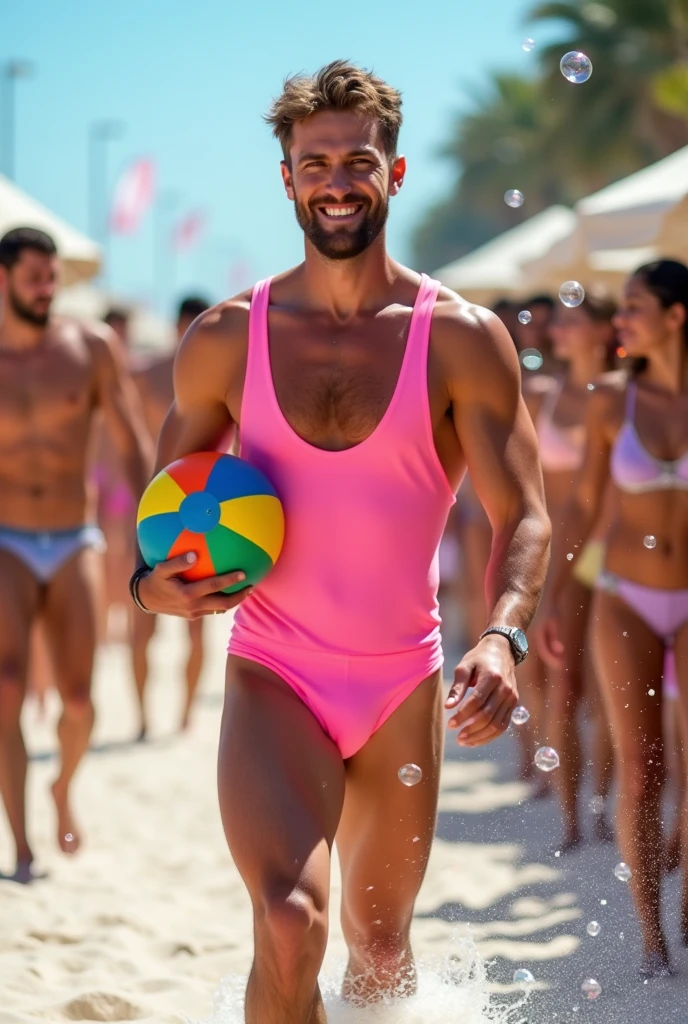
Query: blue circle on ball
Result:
<box><xmin>179</xmin><ymin>491</ymin><xmax>221</xmax><ymax>533</ymax></box>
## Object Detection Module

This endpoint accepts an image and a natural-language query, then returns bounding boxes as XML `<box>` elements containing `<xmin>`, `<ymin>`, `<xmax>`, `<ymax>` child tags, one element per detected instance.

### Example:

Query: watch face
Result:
<box><xmin>512</xmin><ymin>629</ymin><xmax>528</xmax><ymax>654</ymax></box>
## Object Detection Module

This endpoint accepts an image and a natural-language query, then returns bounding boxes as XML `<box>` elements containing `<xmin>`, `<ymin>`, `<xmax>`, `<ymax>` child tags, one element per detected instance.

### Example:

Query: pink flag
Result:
<box><xmin>110</xmin><ymin>158</ymin><xmax>156</xmax><ymax>235</ymax></box>
<box><xmin>173</xmin><ymin>210</ymin><xmax>206</xmax><ymax>251</ymax></box>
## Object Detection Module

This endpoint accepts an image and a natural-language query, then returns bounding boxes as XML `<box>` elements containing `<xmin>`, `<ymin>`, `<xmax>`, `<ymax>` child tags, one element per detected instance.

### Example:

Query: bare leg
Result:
<box><xmin>590</xmin><ymin>590</ymin><xmax>669</xmax><ymax>972</ymax></box>
<box><xmin>585</xmin><ymin>643</ymin><xmax>615</xmax><ymax>842</ymax></box>
<box><xmin>0</xmin><ymin>552</ymin><xmax>40</xmax><ymax>878</ymax></box>
<box><xmin>27</xmin><ymin>622</ymin><xmax>55</xmax><ymax>718</ymax></box>
<box><xmin>181</xmin><ymin>617</ymin><xmax>205</xmax><ymax>731</ymax></box>
<box><xmin>43</xmin><ymin>548</ymin><xmax>101</xmax><ymax>855</ymax></box>
<box><xmin>665</xmin><ymin>699</ymin><xmax>685</xmax><ymax>872</ymax></box>
<box><xmin>131</xmin><ymin>608</ymin><xmax>156</xmax><ymax>740</ymax></box>
<box><xmin>546</xmin><ymin>577</ymin><xmax>591</xmax><ymax>850</ymax></box>
<box><xmin>517</xmin><ymin>649</ymin><xmax>548</xmax><ymax>788</ymax></box>
<box><xmin>219</xmin><ymin>656</ymin><xmax>345</xmax><ymax>1023</ymax></box>
<box><xmin>337</xmin><ymin>671</ymin><xmax>443</xmax><ymax>1003</ymax></box>
<box><xmin>673</xmin><ymin>625</ymin><xmax>688</xmax><ymax>939</ymax></box>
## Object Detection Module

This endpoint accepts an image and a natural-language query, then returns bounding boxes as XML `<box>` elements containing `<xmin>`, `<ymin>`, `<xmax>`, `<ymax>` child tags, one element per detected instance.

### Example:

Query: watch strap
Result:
<box><xmin>479</xmin><ymin>626</ymin><xmax>527</xmax><ymax>664</ymax></box>
<box><xmin>129</xmin><ymin>565</ymin><xmax>153</xmax><ymax>614</ymax></box>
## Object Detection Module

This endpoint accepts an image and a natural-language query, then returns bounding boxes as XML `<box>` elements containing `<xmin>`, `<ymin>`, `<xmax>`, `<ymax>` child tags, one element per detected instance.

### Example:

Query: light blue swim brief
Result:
<box><xmin>0</xmin><ymin>525</ymin><xmax>106</xmax><ymax>584</ymax></box>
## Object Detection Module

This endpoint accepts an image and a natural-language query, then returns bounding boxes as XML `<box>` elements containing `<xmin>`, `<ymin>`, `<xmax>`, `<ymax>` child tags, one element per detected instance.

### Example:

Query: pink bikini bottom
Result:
<box><xmin>227</xmin><ymin>631</ymin><xmax>444</xmax><ymax>759</ymax></box>
<box><xmin>596</xmin><ymin>571</ymin><xmax>688</xmax><ymax>700</ymax></box>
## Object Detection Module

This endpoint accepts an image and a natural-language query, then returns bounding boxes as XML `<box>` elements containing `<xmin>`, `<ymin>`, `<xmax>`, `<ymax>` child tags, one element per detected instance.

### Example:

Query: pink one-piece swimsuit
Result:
<box><xmin>228</xmin><ymin>274</ymin><xmax>459</xmax><ymax>758</ymax></box>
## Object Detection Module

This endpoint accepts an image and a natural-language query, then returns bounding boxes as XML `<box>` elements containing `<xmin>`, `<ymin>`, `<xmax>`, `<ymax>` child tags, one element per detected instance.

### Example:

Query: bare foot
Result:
<box><xmin>639</xmin><ymin>948</ymin><xmax>674</xmax><ymax>979</ymax></box>
<box><xmin>554</xmin><ymin>831</ymin><xmax>582</xmax><ymax>856</ymax></box>
<box><xmin>50</xmin><ymin>781</ymin><xmax>81</xmax><ymax>855</ymax></box>
<box><xmin>136</xmin><ymin>724</ymin><xmax>148</xmax><ymax>743</ymax></box>
<box><xmin>531</xmin><ymin>776</ymin><xmax>552</xmax><ymax>801</ymax></box>
<box><xmin>179</xmin><ymin>708</ymin><xmax>192</xmax><ymax>732</ymax></box>
<box><xmin>593</xmin><ymin>814</ymin><xmax>615</xmax><ymax>844</ymax></box>
<box><xmin>666</xmin><ymin>829</ymin><xmax>682</xmax><ymax>873</ymax></box>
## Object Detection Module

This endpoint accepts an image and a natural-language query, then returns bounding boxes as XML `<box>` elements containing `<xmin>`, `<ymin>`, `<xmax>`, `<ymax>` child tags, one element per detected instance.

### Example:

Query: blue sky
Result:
<box><xmin>4</xmin><ymin>0</ymin><xmax>546</xmax><ymax>315</ymax></box>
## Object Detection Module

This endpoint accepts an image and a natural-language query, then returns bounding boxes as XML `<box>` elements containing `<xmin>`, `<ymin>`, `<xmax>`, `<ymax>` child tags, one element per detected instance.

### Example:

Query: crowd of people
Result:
<box><xmin>441</xmin><ymin>265</ymin><xmax>688</xmax><ymax>977</ymax></box>
<box><xmin>0</xmin><ymin>233</ymin><xmax>687</xmax><ymax>981</ymax></box>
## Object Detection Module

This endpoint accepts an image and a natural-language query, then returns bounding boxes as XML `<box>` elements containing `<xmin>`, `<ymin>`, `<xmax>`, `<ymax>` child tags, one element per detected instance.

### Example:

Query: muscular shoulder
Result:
<box><xmin>173</xmin><ymin>292</ymin><xmax>252</xmax><ymax>407</ymax></box>
<box><xmin>430</xmin><ymin>287</ymin><xmax>521</xmax><ymax>402</ymax></box>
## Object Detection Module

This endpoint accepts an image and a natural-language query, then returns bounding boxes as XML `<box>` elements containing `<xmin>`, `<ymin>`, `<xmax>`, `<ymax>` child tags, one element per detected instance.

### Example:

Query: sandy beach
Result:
<box><xmin>1</xmin><ymin>614</ymin><xmax>687</xmax><ymax>1023</ymax></box>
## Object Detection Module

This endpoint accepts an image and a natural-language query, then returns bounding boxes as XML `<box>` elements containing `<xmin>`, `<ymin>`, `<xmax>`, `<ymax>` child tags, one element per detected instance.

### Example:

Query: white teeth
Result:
<box><xmin>323</xmin><ymin>206</ymin><xmax>358</xmax><ymax>217</ymax></box>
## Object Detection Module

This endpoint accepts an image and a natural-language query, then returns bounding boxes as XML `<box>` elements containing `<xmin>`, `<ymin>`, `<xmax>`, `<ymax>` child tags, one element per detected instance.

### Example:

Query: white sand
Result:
<box><xmin>1</xmin><ymin>615</ymin><xmax>685</xmax><ymax>1022</ymax></box>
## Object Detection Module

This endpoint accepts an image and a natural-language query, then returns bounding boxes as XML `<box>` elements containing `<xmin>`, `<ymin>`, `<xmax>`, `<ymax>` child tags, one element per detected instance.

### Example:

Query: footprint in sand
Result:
<box><xmin>61</xmin><ymin>993</ymin><xmax>146</xmax><ymax>1021</ymax></box>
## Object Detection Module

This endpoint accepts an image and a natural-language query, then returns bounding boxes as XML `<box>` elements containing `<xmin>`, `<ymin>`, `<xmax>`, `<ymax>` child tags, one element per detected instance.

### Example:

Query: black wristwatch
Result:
<box><xmin>479</xmin><ymin>626</ymin><xmax>529</xmax><ymax>665</ymax></box>
<box><xmin>129</xmin><ymin>565</ymin><xmax>153</xmax><ymax>614</ymax></box>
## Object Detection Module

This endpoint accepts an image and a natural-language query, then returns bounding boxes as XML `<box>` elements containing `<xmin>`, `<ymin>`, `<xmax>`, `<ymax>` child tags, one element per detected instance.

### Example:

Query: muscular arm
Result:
<box><xmin>90</xmin><ymin>326</ymin><xmax>153</xmax><ymax>499</ymax></box>
<box><xmin>439</xmin><ymin>304</ymin><xmax>550</xmax><ymax>746</ymax></box>
<box><xmin>449</xmin><ymin>309</ymin><xmax>551</xmax><ymax>634</ymax></box>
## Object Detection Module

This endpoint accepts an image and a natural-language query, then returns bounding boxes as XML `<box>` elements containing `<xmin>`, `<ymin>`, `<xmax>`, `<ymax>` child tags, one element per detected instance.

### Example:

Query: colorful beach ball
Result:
<box><xmin>137</xmin><ymin>452</ymin><xmax>284</xmax><ymax>593</ymax></box>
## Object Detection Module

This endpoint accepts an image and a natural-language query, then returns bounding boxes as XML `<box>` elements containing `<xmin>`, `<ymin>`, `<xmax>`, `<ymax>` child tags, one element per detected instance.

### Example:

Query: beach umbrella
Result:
<box><xmin>432</xmin><ymin>206</ymin><xmax>577</xmax><ymax>306</ymax></box>
<box><xmin>0</xmin><ymin>173</ymin><xmax>101</xmax><ymax>285</ymax></box>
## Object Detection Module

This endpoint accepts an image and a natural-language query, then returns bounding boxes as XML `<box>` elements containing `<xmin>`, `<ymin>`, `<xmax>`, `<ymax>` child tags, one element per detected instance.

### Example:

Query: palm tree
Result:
<box><xmin>528</xmin><ymin>0</ymin><xmax>688</xmax><ymax>184</ymax></box>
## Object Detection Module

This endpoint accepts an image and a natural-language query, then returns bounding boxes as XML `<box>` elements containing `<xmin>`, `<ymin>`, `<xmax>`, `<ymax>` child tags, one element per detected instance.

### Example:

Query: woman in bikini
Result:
<box><xmin>525</xmin><ymin>293</ymin><xmax>617</xmax><ymax>846</ymax></box>
<box><xmin>538</xmin><ymin>260</ymin><xmax>688</xmax><ymax>977</ymax></box>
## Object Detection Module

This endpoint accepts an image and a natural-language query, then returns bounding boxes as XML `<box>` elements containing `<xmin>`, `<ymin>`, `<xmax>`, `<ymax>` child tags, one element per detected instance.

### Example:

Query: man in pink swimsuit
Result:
<box><xmin>132</xmin><ymin>61</ymin><xmax>550</xmax><ymax>1021</ymax></box>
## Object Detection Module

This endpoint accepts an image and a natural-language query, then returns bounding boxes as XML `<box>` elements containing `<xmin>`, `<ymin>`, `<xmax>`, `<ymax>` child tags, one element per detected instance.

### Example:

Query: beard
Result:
<box><xmin>294</xmin><ymin>190</ymin><xmax>389</xmax><ymax>261</ymax></box>
<box><xmin>8</xmin><ymin>285</ymin><xmax>51</xmax><ymax>327</ymax></box>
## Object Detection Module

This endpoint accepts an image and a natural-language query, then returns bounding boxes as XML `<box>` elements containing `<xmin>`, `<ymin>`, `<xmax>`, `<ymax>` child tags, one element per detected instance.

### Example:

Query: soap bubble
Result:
<box><xmin>521</xmin><ymin>38</ymin><xmax>535</xmax><ymax>52</ymax></box>
<box><xmin>614</xmin><ymin>861</ymin><xmax>632</xmax><ymax>882</ymax></box>
<box><xmin>567</xmin><ymin>553</ymin><xmax>574</xmax><ymax>561</ymax></box>
<box><xmin>398</xmin><ymin>763</ymin><xmax>423</xmax><ymax>787</ymax></box>
<box><xmin>589</xmin><ymin>795</ymin><xmax>605</xmax><ymax>814</ymax></box>
<box><xmin>587</xmin><ymin>383</ymin><xmax>595</xmax><ymax>391</ymax></box>
<box><xmin>560</xmin><ymin>51</ymin><xmax>593</xmax><ymax>84</ymax></box>
<box><xmin>586</xmin><ymin>921</ymin><xmax>601</xmax><ymax>937</ymax></box>
<box><xmin>521</xmin><ymin>348</ymin><xmax>543</xmax><ymax>371</ymax></box>
<box><xmin>648</xmin><ymin>689</ymin><xmax>655</xmax><ymax>696</ymax></box>
<box><xmin>511</xmin><ymin>705</ymin><xmax>531</xmax><ymax>726</ymax></box>
<box><xmin>513</xmin><ymin>968</ymin><xmax>535</xmax><ymax>985</ymax></box>
<box><xmin>534</xmin><ymin>746</ymin><xmax>560</xmax><ymax>772</ymax></box>
<box><xmin>559</xmin><ymin>280</ymin><xmax>586</xmax><ymax>307</ymax></box>
<box><xmin>581</xmin><ymin>978</ymin><xmax>602</xmax><ymax>1000</ymax></box>
<box><xmin>643</xmin><ymin>535</ymin><xmax>657</xmax><ymax>549</ymax></box>
<box><xmin>504</xmin><ymin>189</ymin><xmax>524</xmax><ymax>208</ymax></box>
<box><xmin>518</xmin><ymin>309</ymin><xmax>532</xmax><ymax>325</ymax></box>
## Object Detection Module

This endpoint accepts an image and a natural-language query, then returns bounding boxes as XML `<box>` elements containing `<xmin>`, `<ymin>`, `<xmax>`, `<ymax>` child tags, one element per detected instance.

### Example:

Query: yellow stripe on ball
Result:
<box><xmin>137</xmin><ymin>471</ymin><xmax>187</xmax><ymax>525</ymax></box>
<box><xmin>219</xmin><ymin>494</ymin><xmax>285</xmax><ymax>564</ymax></box>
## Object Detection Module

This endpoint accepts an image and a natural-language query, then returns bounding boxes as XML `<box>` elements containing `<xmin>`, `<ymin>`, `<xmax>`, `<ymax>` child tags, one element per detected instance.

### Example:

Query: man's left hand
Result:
<box><xmin>445</xmin><ymin>635</ymin><xmax>519</xmax><ymax>747</ymax></box>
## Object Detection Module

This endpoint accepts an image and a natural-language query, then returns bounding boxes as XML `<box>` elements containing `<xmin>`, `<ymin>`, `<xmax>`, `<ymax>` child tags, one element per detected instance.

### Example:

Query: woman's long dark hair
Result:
<box><xmin>630</xmin><ymin>259</ymin><xmax>688</xmax><ymax>374</ymax></box>
<box><xmin>579</xmin><ymin>291</ymin><xmax>618</xmax><ymax>371</ymax></box>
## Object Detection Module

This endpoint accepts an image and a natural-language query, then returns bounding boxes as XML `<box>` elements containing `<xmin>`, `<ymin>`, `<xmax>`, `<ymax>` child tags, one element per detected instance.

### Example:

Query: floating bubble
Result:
<box><xmin>643</xmin><ymin>535</ymin><xmax>657</xmax><ymax>549</ymax></box>
<box><xmin>566</xmin><ymin>553</ymin><xmax>574</xmax><ymax>561</ymax></box>
<box><xmin>559</xmin><ymin>280</ymin><xmax>586</xmax><ymax>307</ymax></box>
<box><xmin>518</xmin><ymin>310</ymin><xmax>532</xmax><ymax>325</ymax></box>
<box><xmin>513</xmin><ymin>968</ymin><xmax>535</xmax><ymax>985</ymax></box>
<box><xmin>648</xmin><ymin>689</ymin><xmax>656</xmax><ymax>696</ymax></box>
<box><xmin>398</xmin><ymin>763</ymin><xmax>423</xmax><ymax>787</ymax></box>
<box><xmin>521</xmin><ymin>348</ymin><xmax>543</xmax><ymax>371</ymax></box>
<box><xmin>589</xmin><ymin>795</ymin><xmax>605</xmax><ymax>814</ymax></box>
<box><xmin>555</xmin><ymin>850</ymin><xmax>561</xmax><ymax>858</ymax></box>
<box><xmin>587</xmin><ymin>383</ymin><xmax>595</xmax><ymax>391</ymax></box>
<box><xmin>511</xmin><ymin>705</ymin><xmax>531</xmax><ymax>726</ymax></box>
<box><xmin>521</xmin><ymin>38</ymin><xmax>535</xmax><ymax>52</ymax></box>
<box><xmin>560</xmin><ymin>51</ymin><xmax>593</xmax><ymax>84</ymax></box>
<box><xmin>534</xmin><ymin>746</ymin><xmax>560</xmax><ymax>772</ymax></box>
<box><xmin>586</xmin><ymin>921</ymin><xmax>601</xmax><ymax>937</ymax></box>
<box><xmin>581</xmin><ymin>978</ymin><xmax>602</xmax><ymax>1000</ymax></box>
<box><xmin>504</xmin><ymin>189</ymin><xmax>524</xmax><ymax>208</ymax></box>
<box><xmin>614</xmin><ymin>861</ymin><xmax>632</xmax><ymax>882</ymax></box>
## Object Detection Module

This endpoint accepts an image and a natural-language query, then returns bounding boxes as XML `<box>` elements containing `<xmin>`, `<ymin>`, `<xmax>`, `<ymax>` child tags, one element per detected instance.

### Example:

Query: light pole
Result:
<box><xmin>87</xmin><ymin>119</ymin><xmax>125</xmax><ymax>284</ymax></box>
<box><xmin>154</xmin><ymin>189</ymin><xmax>183</xmax><ymax>314</ymax></box>
<box><xmin>2</xmin><ymin>60</ymin><xmax>33</xmax><ymax>180</ymax></box>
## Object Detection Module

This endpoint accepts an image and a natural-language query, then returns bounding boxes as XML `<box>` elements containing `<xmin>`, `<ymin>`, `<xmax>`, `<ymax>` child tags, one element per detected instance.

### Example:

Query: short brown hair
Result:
<box><xmin>265</xmin><ymin>60</ymin><xmax>403</xmax><ymax>164</ymax></box>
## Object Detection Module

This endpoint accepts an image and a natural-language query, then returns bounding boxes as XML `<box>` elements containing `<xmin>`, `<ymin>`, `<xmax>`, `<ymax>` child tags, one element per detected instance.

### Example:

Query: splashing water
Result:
<box><xmin>196</xmin><ymin>941</ymin><xmax>527</xmax><ymax>1024</ymax></box>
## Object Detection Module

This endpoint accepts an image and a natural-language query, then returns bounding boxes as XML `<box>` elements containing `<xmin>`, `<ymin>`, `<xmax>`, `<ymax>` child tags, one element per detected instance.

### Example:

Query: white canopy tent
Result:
<box><xmin>522</xmin><ymin>146</ymin><xmax>688</xmax><ymax>295</ymax></box>
<box><xmin>432</xmin><ymin>206</ymin><xmax>577</xmax><ymax>306</ymax></box>
<box><xmin>55</xmin><ymin>283</ymin><xmax>175</xmax><ymax>353</ymax></box>
<box><xmin>0</xmin><ymin>174</ymin><xmax>101</xmax><ymax>285</ymax></box>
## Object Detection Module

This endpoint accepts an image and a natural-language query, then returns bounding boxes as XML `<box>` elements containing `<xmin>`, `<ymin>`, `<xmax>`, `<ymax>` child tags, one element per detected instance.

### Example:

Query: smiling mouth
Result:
<box><xmin>317</xmin><ymin>204</ymin><xmax>364</xmax><ymax>220</ymax></box>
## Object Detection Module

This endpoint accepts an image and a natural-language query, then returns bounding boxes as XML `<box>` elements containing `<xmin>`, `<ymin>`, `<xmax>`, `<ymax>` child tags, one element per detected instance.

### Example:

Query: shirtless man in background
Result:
<box><xmin>131</xmin><ymin>295</ymin><xmax>210</xmax><ymax>738</ymax></box>
<box><xmin>0</xmin><ymin>227</ymin><xmax>151</xmax><ymax>882</ymax></box>
<box><xmin>133</xmin><ymin>62</ymin><xmax>550</xmax><ymax>1020</ymax></box>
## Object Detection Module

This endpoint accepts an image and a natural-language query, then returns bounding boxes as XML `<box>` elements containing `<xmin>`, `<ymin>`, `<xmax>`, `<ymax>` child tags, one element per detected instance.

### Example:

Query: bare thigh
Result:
<box><xmin>219</xmin><ymin>656</ymin><xmax>346</xmax><ymax>913</ymax></box>
<box><xmin>0</xmin><ymin>551</ymin><xmax>41</xmax><ymax>698</ymax></box>
<box><xmin>42</xmin><ymin>548</ymin><xmax>102</xmax><ymax>699</ymax></box>
<box><xmin>337</xmin><ymin>671</ymin><xmax>444</xmax><ymax>939</ymax></box>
